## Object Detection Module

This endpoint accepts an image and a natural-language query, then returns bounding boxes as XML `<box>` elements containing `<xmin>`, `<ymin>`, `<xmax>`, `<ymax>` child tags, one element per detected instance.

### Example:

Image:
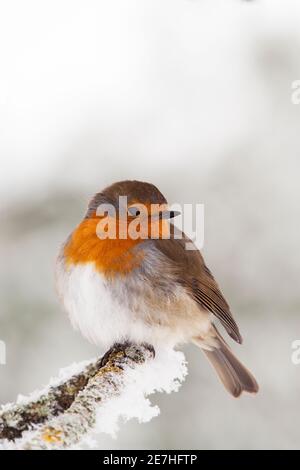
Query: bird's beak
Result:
<box><xmin>158</xmin><ymin>210</ymin><xmax>181</xmax><ymax>220</ymax></box>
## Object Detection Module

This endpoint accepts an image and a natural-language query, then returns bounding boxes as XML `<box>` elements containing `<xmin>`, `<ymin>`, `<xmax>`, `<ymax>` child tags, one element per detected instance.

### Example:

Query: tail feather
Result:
<box><xmin>195</xmin><ymin>329</ymin><xmax>259</xmax><ymax>398</ymax></box>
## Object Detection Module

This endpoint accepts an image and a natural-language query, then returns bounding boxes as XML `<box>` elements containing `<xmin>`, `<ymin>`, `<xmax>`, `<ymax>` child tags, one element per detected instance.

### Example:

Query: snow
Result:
<box><xmin>1</xmin><ymin>358</ymin><xmax>94</xmax><ymax>412</ymax></box>
<box><xmin>0</xmin><ymin>347</ymin><xmax>187</xmax><ymax>449</ymax></box>
<box><xmin>90</xmin><ymin>347</ymin><xmax>187</xmax><ymax>440</ymax></box>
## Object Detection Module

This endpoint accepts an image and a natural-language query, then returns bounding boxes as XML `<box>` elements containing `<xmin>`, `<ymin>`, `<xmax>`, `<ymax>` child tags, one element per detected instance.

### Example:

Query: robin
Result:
<box><xmin>56</xmin><ymin>180</ymin><xmax>258</xmax><ymax>397</ymax></box>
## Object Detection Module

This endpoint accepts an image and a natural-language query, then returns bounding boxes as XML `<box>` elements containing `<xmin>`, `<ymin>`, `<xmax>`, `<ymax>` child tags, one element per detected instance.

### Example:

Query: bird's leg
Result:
<box><xmin>141</xmin><ymin>342</ymin><xmax>156</xmax><ymax>358</ymax></box>
<box><xmin>100</xmin><ymin>341</ymin><xmax>155</xmax><ymax>368</ymax></box>
<box><xmin>99</xmin><ymin>341</ymin><xmax>131</xmax><ymax>368</ymax></box>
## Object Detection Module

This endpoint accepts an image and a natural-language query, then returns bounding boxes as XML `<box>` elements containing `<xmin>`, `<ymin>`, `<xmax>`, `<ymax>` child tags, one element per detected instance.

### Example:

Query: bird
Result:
<box><xmin>56</xmin><ymin>180</ymin><xmax>258</xmax><ymax>397</ymax></box>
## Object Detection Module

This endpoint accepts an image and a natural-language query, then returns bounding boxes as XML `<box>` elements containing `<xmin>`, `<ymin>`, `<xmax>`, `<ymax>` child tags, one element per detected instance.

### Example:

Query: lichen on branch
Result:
<box><xmin>0</xmin><ymin>343</ymin><xmax>166</xmax><ymax>450</ymax></box>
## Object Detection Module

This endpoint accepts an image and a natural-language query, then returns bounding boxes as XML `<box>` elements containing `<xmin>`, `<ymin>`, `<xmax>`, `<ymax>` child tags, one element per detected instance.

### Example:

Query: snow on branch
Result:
<box><xmin>0</xmin><ymin>343</ymin><xmax>187</xmax><ymax>450</ymax></box>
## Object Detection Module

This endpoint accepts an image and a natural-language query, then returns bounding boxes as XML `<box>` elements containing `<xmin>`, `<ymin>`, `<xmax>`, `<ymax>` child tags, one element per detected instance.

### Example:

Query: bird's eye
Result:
<box><xmin>128</xmin><ymin>207</ymin><xmax>141</xmax><ymax>217</ymax></box>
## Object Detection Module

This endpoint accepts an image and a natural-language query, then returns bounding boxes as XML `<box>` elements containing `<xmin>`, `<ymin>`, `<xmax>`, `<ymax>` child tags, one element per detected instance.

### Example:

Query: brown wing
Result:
<box><xmin>153</xmin><ymin>234</ymin><xmax>243</xmax><ymax>344</ymax></box>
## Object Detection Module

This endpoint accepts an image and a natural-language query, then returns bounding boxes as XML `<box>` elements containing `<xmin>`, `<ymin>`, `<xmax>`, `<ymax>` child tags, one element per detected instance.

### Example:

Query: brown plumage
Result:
<box><xmin>152</xmin><ymin>235</ymin><xmax>258</xmax><ymax>397</ymax></box>
<box><xmin>153</xmin><ymin>236</ymin><xmax>242</xmax><ymax>343</ymax></box>
<box><xmin>57</xmin><ymin>180</ymin><xmax>259</xmax><ymax>398</ymax></box>
<box><xmin>201</xmin><ymin>328</ymin><xmax>258</xmax><ymax>397</ymax></box>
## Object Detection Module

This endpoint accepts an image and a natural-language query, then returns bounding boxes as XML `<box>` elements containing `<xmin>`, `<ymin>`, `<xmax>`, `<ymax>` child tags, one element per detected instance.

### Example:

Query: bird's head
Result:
<box><xmin>64</xmin><ymin>181</ymin><xmax>180</xmax><ymax>275</ymax></box>
<box><xmin>85</xmin><ymin>180</ymin><xmax>180</xmax><ymax>241</ymax></box>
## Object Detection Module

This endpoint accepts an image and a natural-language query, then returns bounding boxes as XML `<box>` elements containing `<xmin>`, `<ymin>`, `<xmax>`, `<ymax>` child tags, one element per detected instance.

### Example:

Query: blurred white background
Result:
<box><xmin>1</xmin><ymin>0</ymin><xmax>300</xmax><ymax>449</ymax></box>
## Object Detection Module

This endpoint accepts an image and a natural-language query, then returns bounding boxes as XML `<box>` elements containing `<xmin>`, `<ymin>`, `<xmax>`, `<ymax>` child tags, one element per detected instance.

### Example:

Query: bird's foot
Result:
<box><xmin>100</xmin><ymin>341</ymin><xmax>155</xmax><ymax>368</ymax></box>
<box><xmin>141</xmin><ymin>342</ymin><xmax>156</xmax><ymax>359</ymax></box>
<box><xmin>99</xmin><ymin>341</ymin><xmax>130</xmax><ymax>368</ymax></box>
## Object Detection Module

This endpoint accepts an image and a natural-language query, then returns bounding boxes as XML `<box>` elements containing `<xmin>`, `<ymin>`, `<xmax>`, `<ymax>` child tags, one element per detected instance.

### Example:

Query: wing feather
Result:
<box><xmin>153</xmin><ymin>236</ymin><xmax>242</xmax><ymax>344</ymax></box>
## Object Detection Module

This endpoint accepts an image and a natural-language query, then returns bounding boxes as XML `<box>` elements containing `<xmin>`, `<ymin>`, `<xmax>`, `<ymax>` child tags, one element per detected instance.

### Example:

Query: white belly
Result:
<box><xmin>56</xmin><ymin>260</ymin><xmax>213</xmax><ymax>350</ymax></box>
<box><xmin>57</xmin><ymin>261</ymin><xmax>140</xmax><ymax>349</ymax></box>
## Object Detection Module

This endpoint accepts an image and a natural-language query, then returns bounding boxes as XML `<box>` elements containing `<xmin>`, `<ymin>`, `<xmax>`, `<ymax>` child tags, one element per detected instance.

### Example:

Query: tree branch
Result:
<box><xmin>0</xmin><ymin>343</ymin><xmax>155</xmax><ymax>450</ymax></box>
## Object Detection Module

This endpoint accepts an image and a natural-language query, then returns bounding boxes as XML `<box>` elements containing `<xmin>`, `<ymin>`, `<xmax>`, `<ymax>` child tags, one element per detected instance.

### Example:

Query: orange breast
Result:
<box><xmin>64</xmin><ymin>218</ymin><xmax>144</xmax><ymax>276</ymax></box>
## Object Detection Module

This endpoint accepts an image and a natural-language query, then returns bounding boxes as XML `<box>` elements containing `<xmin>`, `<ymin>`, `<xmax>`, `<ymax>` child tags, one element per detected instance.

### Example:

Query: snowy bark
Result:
<box><xmin>0</xmin><ymin>343</ymin><xmax>156</xmax><ymax>450</ymax></box>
